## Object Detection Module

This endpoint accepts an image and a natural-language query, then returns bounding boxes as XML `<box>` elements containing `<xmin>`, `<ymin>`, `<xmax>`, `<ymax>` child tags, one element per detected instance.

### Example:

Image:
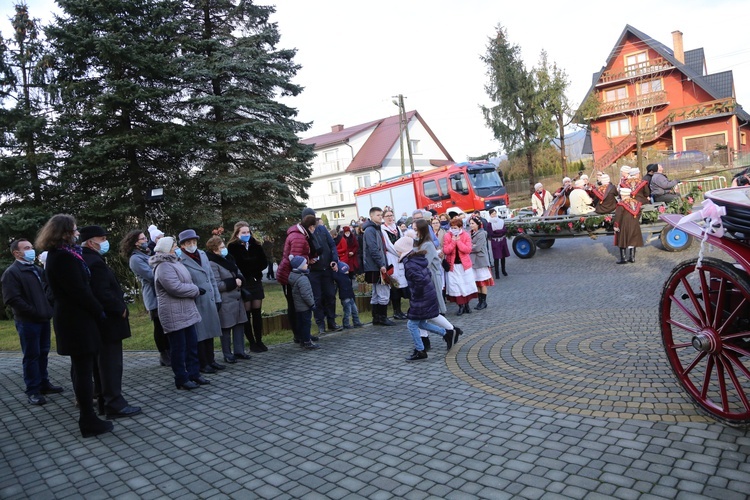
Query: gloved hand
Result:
<box><xmin>198</xmin><ymin>287</ymin><xmax>206</xmax><ymax>295</ymax></box>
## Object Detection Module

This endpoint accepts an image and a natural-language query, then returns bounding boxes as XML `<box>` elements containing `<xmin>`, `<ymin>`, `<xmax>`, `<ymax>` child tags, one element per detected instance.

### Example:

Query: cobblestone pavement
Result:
<box><xmin>1</xmin><ymin>235</ymin><xmax>749</xmax><ymax>499</ymax></box>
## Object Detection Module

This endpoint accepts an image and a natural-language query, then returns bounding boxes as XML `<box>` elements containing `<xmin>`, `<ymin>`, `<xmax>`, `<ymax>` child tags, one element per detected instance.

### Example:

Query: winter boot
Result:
<box><xmin>629</xmin><ymin>247</ymin><xmax>636</xmax><ymax>263</ymax></box>
<box><xmin>380</xmin><ymin>304</ymin><xmax>396</xmax><ymax>326</ymax></box>
<box><xmin>391</xmin><ymin>290</ymin><xmax>407</xmax><ymax>320</ymax></box>
<box><xmin>406</xmin><ymin>349</ymin><xmax>428</xmax><ymax>361</ymax></box>
<box><xmin>463</xmin><ymin>303</ymin><xmax>472</xmax><ymax>314</ymax></box>
<box><xmin>475</xmin><ymin>293</ymin><xmax>488</xmax><ymax>310</ymax></box>
<box><xmin>616</xmin><ymin>248</ymin><xmax>627</xmax><ymax>264</ymax></box>
<box><xmin>444</xmin><ymin>330</ymin><xmax>454</xmax><ymax>350</ymax></box>
<box><xmin>422</xmin><ymin>336</ymin><xmax>431</xmax><ymax>351</ymax></box>
<box><xmin>501</xmin><ymin>258</ymin><xmax>508</xmax><ymax>276</ymax></box>
<box><xmin>493</xmin><ymin>259</ymin><xmax>500</xmax><ymax>279</ymax></box>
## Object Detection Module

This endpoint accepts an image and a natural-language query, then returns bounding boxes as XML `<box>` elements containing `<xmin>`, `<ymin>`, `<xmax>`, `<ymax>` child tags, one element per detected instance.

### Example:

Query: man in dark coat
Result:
<box><xmin>302</xmin><ymin>208</ymin><xmax>343</xmax><ymax>334</ymax></box>
<box><xmin>2</xmin><ymin>238</ymin><xmax>62</xmax><ymax>405</ymax></box>
<box><xmin>80</xmin><ymin>226</ymin><xmax>141</xmax><ymax>419</ymax></box>
<box><xmin>362</xmin><ymin>207</ymin><xmax>395</xmax><ymax>326</ymax></box>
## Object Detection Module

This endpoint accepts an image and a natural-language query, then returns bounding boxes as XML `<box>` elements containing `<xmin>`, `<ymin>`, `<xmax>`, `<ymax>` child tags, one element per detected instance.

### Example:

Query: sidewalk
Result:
<box><xmin>1</xmin><ymin>236</ymin><xmax>748</xmax><ymax>499</ymax></box>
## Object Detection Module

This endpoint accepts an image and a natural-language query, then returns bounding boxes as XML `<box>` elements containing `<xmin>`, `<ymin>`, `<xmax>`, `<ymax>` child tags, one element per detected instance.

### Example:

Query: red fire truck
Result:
<box><xmin>354</xmin><ymin>162</ymin><xmax>508</xmax><ymax>218</ymax></box>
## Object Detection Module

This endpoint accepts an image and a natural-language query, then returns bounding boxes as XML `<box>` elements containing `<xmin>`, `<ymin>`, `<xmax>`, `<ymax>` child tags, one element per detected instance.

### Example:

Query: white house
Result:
<box><xmin>300</xmin><ymin>110</ymin><xmax>454</xmax><ymax>227</ymax></box>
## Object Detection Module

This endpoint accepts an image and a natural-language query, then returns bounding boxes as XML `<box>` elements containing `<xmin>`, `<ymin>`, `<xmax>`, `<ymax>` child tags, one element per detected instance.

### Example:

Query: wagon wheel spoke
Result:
<box><xmin>665</xmin><ymin>340</ymin><xmax>693</xmax><ymax>350</ymax></box>
<box><xmin>711</xmin><ymin>276</ymin><xmax>727</xmax><ymax>329</ymax></box>
<box><xmin>714</xmin><ymin>357</ymin><xmax>730</xmax><ymax>412</ymax></box>
<box><xmin>717</xmin><ymin>298</ymin><xmax>749</xmax><ymax>336</ymax></box>
<box><xmin>682</xmin><ymin>350</ymin><xmax>708</xmax><ymax>379</ymax></box>
<box><xmin>700</xmin><ymin>355</ymin><xmax>716</xmax><ymax>400</ymax></box>
<box><xmin>722</xmin><ymin>359</ymin><xmax>750</xmax><ymax>412</ymax></box>
<box><xmin>698</xmin><ymin>269</ymin><xmax>713</xmax><ymax>327</ymax></box>
<box><xmin>723</xmin><ymin>342</ymin><xmax>750</xmax><ymax>358</ymax></box>
<box><xmin>669</xmin><ymin>291</ymin><xmax>704</xmax><ymax>330</ymax></box>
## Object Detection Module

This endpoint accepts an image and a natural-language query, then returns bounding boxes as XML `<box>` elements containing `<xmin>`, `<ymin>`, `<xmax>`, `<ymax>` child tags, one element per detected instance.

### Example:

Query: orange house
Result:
<box><xmin>579</xmin><ymin>25</ymin><xmax>750</xmax><ymax>169</ymax></box>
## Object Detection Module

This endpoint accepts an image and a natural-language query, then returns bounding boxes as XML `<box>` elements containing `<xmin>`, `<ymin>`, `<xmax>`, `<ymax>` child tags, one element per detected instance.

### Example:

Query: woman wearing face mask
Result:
<box><xmin>227</xmin><ymin>221</ymin><xmax>268</xmax><ymax>352</ymax></box>
<box><xmin>79</xmin><ymin>226</ymin><xmax>141</xmax><ymax>420</ymax></box>
<box><xmin>37</xmin><ymin>214</ymin><xmax>113</xmax><ymax>438</ymax></box>
<box><xmin>335</xmin><ymin>225</ymin><xmax>359</xmax><ymax>277</ymax></box>
<box><xmin>123</xmin><ymin>229</ymin><xmax>171</xmax><ymax>367</ymax></box>
<box><xmin>206</xmin><ymin>236</ymin><xmax>248</xmax><ymax>363</ymax></box>
<box><xmin>468</xmin><ymin>217</ymin><xmax>493</xmax><ymax>311</ymax></box>
<box><xmin>442</xmin><ymin>218</ymin><xmax>478</xmax><ymax>315</ymax></box>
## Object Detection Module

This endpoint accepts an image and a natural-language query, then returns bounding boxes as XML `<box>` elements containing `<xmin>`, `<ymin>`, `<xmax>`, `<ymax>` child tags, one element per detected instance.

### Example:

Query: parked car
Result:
<box><xmin>663</xmin><ymin>150</ymin><xmax>710</xmax><ymax>170</ymax></box>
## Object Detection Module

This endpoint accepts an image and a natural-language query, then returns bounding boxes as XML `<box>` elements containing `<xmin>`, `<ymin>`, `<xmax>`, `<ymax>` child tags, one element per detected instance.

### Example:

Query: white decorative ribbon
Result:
<box><xmin>676</xmin><ymin>199</ymin><xmax>726</xmax><ymax>270</ymax></box>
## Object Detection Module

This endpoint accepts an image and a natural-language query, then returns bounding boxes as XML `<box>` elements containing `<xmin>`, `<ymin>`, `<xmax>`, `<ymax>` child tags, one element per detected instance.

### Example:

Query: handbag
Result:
<box><xmin>441</xmin><ymin>258</ymin><xmax>450</xmax><ymax>272</ymax></box>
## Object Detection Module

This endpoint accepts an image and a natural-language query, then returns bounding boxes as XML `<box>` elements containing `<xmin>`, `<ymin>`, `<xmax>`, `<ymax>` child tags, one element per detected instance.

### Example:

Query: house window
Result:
<box><xmin>356</xmin><ymin>174</ymin><xmax>371</xmax><ymax>189</ymax></box>
<box><xmin>410</xmin><ymin>139</ymin><xmax>421</xmax><ymax>155</ymax></box>
<box><xmin>625</xmin><ymin>51</ymin><xmax>648</xmax><ymax>75</ymax></box>
<box><xmin>741</xmin><ymin>132</ymin><xmax>747</xmax><ymax>146</ymax></box>
<box><xmin>329</xmin><ymin>178</ymin><xmax>342</xmax><ymax>194</ymax></box>
<box><xmin>607</xmin><ymin>117</ymin><xmax>630</xmax><ymax>137</ymax></box>
<box><xmin>331</xmin><ymin>210</ymin><xmax>346</xmax><ymax>220</ymax></box>
<box><xmin>604</xmin><ymin>86</ymin><xmax>627</xmax><ymax>102</ymax></box>
<box><xmin>324</xmin><ymin>150</ymin><xmax>338</xmax><ymax>162</ymax></box>
<box><xmin>637</xmin><ymin>78</ymin><xmax>663</xmax><ymax>95</ymax></box>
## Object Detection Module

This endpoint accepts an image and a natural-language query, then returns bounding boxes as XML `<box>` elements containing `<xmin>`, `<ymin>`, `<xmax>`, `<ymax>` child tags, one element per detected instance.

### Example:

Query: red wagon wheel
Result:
<box><xmin>660</xmin><ymin>257</ymin><xmax>750</xmax><ymax>426</ymax></box>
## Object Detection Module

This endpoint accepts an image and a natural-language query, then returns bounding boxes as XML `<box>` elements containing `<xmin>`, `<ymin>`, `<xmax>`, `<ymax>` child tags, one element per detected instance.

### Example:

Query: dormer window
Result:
<box><xmin>625</xmin><ymin>51</ymin><xmax>648</xmax><ymax>76</ymax></box>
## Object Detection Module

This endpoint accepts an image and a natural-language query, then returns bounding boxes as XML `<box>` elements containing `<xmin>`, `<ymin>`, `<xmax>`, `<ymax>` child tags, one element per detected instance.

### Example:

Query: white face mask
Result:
<box><xmin>184</xmin><ymin>244</ymin><xmax>198</xmax><ymax>254</ymax></box>
<box><xmin>450</xmin><ymin>228</ymin><xmax>461</xmax><ymax>236</ymax></box>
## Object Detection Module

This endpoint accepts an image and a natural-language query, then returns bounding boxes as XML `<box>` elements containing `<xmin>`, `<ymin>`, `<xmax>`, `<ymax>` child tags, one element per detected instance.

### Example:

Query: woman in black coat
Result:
<box><xmin>37</xmin><ymin>214</ymin><xmax>113</xmax><ymax>438</ymax></box>
<box><xmin>226</xmin><ymin>221</ymin><xmax>268</xmax><ymax>352</ymax></box>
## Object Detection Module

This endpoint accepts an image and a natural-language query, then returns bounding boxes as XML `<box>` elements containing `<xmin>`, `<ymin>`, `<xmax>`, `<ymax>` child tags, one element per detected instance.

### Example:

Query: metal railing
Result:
<box><xmin>309</xmin><ymin>191</ymin><xmax>355</xmax><ymax>208</ymax></box>
<box><xmin>310</xmin><ymin>159</ymin><xmax>351</xmax><ymax>178</ymax></box>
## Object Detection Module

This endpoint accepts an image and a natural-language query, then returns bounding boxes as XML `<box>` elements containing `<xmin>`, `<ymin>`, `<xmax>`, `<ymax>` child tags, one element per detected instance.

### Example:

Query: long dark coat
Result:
<box><xmin>613</xmin><ymin>202</ymin><xmax>644</xmax><ymax>248</ymax></box>
<box><xmin>82</xmin><ymin>247</ymin><xmax>131</xmax><ymax>344</ymax></box>
<box><xmin>45</xmin><ymin>247</ymin><xmax>104</xmax><ymax>356</ymax></box>
<box><xmin>593</xmin><ymin>184</ymin><xmax>619</xmax><ymax>214</ymax></box>
<box><xmin>180</xmin><ymin>251</ymin><xmax>222</xmax><ymax>342</ymax></box>
<box><xmin>228</xmin><ymin>238</ymin><xmax>267</xmax><ymax>284</ymax></box>
<box><xmin>403</xmin><ymin>252</ymin><xmax>439</xmax><ymax>320</ymax></box>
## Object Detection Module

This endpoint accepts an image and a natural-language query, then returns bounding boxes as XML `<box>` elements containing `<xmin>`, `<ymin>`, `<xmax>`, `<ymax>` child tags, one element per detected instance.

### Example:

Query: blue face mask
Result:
<box><xmin>220</xmin><ymin>248</ymin><xmax>228</xmax><ymax>257</ymax></box>
<box><xmin>175</xmin><ymin>248</ymin><xmax>182</xmax><ymax>258</ymax></box>
<box><xmin>99</xmin><ymin>240</ymin><xmax>110</xmax><ymax>255</ymax></box>
<box><xmin>22</xmin><ymin>249</ymin><xmax>36</xmax><ymax>262</ymax></box>
<box><xmin>239</xmin><ymin>234</ymin><xmax>251</xmax><ymax>243</ymax></box>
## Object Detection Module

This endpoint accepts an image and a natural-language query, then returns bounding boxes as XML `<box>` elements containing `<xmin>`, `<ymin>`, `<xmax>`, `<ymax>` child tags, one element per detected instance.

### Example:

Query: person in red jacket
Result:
<box><xmin>442</xmin><ymin>218</ymin><xmax>478</xmax><ymax>315</ymax></box>
<box><xmin>336</xmin><ymin>226</ymin><xmax>359</xmax><ymax>276</ymax></box>
<box><xmin>277</xmin><ymin>214</ymin><xmax>318</xmax><ymax>342</ymax></box>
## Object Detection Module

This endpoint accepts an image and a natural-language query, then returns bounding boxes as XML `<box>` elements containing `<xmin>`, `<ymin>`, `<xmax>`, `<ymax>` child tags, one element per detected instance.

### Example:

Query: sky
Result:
<box><xmin>2</xmin><ymin>0</ymin><xmax>749</xmax><ymax>161</ymax></box>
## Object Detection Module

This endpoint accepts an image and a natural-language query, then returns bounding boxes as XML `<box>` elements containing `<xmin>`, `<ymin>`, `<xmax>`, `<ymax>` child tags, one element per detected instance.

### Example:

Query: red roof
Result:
<box><xmin>300</xmin><ymin>110</ymin><xmax>453</xmax><ymax>173</ymax></box>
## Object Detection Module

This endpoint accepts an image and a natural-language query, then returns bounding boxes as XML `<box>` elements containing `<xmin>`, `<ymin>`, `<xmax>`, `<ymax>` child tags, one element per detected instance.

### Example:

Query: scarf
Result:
<box><xmin>60</xmin><ymin>244</ymin><xmax>90</xmax><ymax>277</ymax></box>
<box><xmin>206</xmin><ymin>251</ymin><xmax>239</xmax><ymax>275</ymax></box>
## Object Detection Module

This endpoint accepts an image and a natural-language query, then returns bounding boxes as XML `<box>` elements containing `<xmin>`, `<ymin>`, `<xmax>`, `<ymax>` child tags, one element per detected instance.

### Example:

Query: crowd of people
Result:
<box><xmin>1</xmin><ymin>203</ymin><xmax>513</xmax><ymax>436</ymax></box>
<box><xmin>531</xmin><ymin>162</ymin><xmax>683</xmax><ymax>264</ymax></box>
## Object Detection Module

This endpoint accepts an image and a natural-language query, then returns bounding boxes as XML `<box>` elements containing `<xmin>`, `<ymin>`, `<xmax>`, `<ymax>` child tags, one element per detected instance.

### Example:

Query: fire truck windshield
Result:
<box><xmin>467</xmin><ymin>169</ymin><xmax>503</xmax><ymax>196</ymax></box>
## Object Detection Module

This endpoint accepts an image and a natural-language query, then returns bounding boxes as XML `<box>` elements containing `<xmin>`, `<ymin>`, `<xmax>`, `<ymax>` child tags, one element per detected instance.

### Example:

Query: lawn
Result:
<box><xmin>0</xmin><ymin>281</ymin><xmax>374</xmax><ymax>351</ymax></box>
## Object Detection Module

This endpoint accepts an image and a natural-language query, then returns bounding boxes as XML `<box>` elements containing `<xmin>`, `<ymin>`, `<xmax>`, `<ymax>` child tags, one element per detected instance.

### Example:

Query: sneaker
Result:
<box><xmin>28</xmin><ymin>394</ymin><xmax>47</xmax><ymax>405</ymax></box>
<box><xmin>406</xmin><ymin>349</ymin><xmax>428</xmax><ymax>361</ymax></box>
<box><xmin>302</xmin><ymin>341</ymin><xmax>321</xmax><ymax>350</ymax></box>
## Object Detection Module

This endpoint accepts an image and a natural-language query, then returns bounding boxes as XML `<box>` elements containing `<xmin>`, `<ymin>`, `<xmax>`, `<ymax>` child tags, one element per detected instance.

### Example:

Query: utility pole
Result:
<box><xmin>393</xmin><ymin>94</ymin><xmax>415</xmax><ymax>173</ymax></box>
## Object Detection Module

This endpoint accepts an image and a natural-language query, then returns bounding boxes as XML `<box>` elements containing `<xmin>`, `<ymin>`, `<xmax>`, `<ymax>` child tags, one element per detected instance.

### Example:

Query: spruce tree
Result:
<box><xmin>46</xmin><ymin>0</ymin><xmax>189</xmax><ymax>229</ymax></box>
<box><xmin>0</xmin><ymin>4</ymin><xmax>56</xmax><ymax>245</ymax></box>
<box><xmin>178</xmin><ymin>0</ymin><xmax>313</xmax><ymax>233</ymax></box>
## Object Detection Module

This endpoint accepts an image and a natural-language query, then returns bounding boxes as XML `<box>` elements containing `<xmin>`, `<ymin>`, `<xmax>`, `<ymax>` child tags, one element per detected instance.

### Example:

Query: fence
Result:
<box><xmin>676</xmin><ymin>176</ymin><xmax>727</xmax><ymax>202</ymax></box>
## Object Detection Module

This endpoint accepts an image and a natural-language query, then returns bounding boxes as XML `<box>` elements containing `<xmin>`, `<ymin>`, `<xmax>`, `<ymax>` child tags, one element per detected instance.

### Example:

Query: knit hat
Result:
<box><xmin>338</xmin><ymin>262</ymin><xmax>350</xmax><ymax>274</ymax></box>
<box><xmin>148</xmin><ymin>224</ymin><xmax>164</xmax><ymax>241</ymax></box>
<box><xmin>580</xmin><ymin>174</ymin><xmax>589</xmax><ymax>181</ymax></box>
<box><xmin>620</xmin><ymin>165</ymin><xmax>631</xmax><ymax>173</ymax></box>
<box><xmin>628</xmin><ymin>167</ymin><xmax>640</xmax><ymax>178</ymax></box>
<box><xmin>646</xmin><ymin>163</ymin><xmax>659</xmax><ymax>173</ymax></box>
<box><xmin>562</xmin><ymin>177</ymin><xmax>571</xmax><ymax>184</ymax></box>
<box><xmin>301</xmin><ymin>207</ymin><xmax>316</xmax><ymax>219</ymax></box>
<box><xmin>290</xmin><ymin>255</ymin><xmax>306</xmax><ymax>270</ymax></box>
<box><xmin>619</xmin><ymin>188</ymin><xmax>632</xmax><ymax>198</ymax></box>
<box><xmin>154</xmin><ymin>236</ymin><xmax>174</xmax><ymax>254</ymax></box>
<box><xmin>600</xmin><ymin>174</ymin><xmax>610</xmax><ymax>184</ymax></box>
<box><xmin>534</xmin><ymin>182</ymin><xmax>543</xmax><ymax>190</ymax></box>
<box><xmin>574</xmin><ymin>179</ymin><xmax>586</xmax><ymax>188</ymax></box>
<box><xmin>394</xmin><ymin>236</ymin><xmax>414</xmax><ymax>261</ymax></box>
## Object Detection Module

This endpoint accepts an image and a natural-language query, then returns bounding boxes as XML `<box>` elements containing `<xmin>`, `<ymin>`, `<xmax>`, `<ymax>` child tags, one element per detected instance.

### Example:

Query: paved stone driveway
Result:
<box><xmin>1</xmin><ymin>235</ymin><xmax>749</xmax><ymax>499</ymax></box>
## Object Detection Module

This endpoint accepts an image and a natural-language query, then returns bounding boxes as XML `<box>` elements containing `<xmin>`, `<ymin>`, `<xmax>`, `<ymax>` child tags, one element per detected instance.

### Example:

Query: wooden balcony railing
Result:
<box><xmin>599</xmin><ymin>90</ymin><xmax>668</xmax><ymax>116</ymax></box>
<box><xmin>597</xmin><ymin>57</ymin><xmax>674</xmax><ymax>85</ymax></box>
<box><xmin>667</xmin><ymin>98</ymin><xmax>736</xmax><ymax>124</ymax></box>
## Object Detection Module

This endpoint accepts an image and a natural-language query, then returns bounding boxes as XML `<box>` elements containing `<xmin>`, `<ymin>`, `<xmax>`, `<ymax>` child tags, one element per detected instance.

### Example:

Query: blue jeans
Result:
<box><xmin>406</xmin><ymin>319</ymin><xmax>445</xmax><ymax>351</ymax></box>
<box><xmin>167</xmin><ymin>324</ymin><xmax>200</xmax><ymax>386</ymax></box>
<box><xmin>15</xmin><ymin>321</ymin><xmax>51</xmax><ymax>395</ymax></box>
<box><xmin>341</xmin><ymin>298</ymin><xmax>361</xmax><ymax>327</ymax></box>
<box><xmin>295</xmin><ymin>309</ymin><xmax>313</xmax><ymax>343</ymax></box>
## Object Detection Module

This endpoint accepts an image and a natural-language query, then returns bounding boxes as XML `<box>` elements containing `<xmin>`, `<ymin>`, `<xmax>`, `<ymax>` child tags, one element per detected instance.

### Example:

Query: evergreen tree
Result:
<box><xmin>0</xmin><ymin>4</ymin><xmax>56</xmax><ymax>245</ymax></box>
<box><xmin>178</xmin><ymin>0</ymin><xmax>313</xmax><ymax>233</ymax></box>
<box><xmin>481</xmin><ymin>25</ymin><xmax>554</xmax><ymax>193</ymax></box>
<box><xmin>46</xmin><ymin>0</ymin><xmax>190</xmax><ymax>229</ymax></box>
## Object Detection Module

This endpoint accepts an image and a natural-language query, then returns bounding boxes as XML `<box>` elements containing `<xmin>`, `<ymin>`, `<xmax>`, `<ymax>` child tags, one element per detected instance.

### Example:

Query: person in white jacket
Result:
<box><xmin>568</xmin><ymin>179</ymin><xmax>596</xmax><ymax>215</ymax></box>
<box><xmin>531</xmin><ymin>182</ymin><xmax>553</xmax><ymax>216</ymax></box>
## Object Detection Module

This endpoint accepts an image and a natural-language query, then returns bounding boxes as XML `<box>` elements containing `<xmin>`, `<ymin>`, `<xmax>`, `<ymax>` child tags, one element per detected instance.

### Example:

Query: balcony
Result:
<box><xmin>310</xmin><ymin>158</ymin><xmax>351</xmax><ymax>178</ymax></box>
<box><xmin>668</xmin><ymin>98</ymin><xmax>737</xmax><ymax>124</ymax></box>
<box><xmin>597</xmin><ymin>57</ymin><xmax>674</xmax><ymax>86</ymax></box>
<box><xmin>599</xmin><ymin>90</ymin><xmax>668</xmax><ymax>117</ymax></box>
<box><xmin>310</xmin><ymin>191</ymin><xmax>355</xmax><ymax>209</ymax></box>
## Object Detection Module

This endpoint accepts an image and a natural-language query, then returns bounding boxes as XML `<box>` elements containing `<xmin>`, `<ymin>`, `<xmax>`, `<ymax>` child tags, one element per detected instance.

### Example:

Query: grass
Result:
<box><xmin>0</xmin><ymin>281</ymin><xmax>374</xmax><ymax>351</ymax></box>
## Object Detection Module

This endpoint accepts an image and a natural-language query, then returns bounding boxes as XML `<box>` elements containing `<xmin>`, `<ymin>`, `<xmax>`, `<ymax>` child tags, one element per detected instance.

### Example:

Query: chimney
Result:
<box><xmin>331</xmin><ymin>124</ymin><xmax>344</xmax><ymax>133</ymax></box>
<box><xmin>672</xmin><ymin>30</ymin><xmax>684</xmax><ymax>64</ymax></box>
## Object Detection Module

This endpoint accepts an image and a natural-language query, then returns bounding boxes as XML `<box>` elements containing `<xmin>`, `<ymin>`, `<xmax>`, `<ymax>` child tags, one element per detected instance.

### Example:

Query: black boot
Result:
<box><xmin>251</xmin><ymin>308</ymin><xmax>267</xmax><ymax>352</ymax></box>
<box><xmin>616</xmin><ymin>248</ymin><xmax>627</xmax><ymax>264</ymax></box>
<box><xmin>463</xmin><ymin>303</ymin><xmax>472</xmax><ymax>314</ymax></box>
<box><xmin>391</xmin><ymin>291</ymin><xmax>407</xmax><ymax>320</ymax></box>
<box><xmin>406</xmin><ymin>349</ymin><xmax>428</xmax><ymax>361</ymax></box>
<box><xmin>444</xmin><ymin>330</ymin><xmax>454</xmax><ymax>350</ymax></box>
<box><xmin>457</xmin><ymin>303</ymin><xmax>464</xmax><ymax>316</ymax></box>
<box><xmin>374</xmin><ymin>305</ymin><xmax>395</xmax><ymax>326</ymax></box>
<box><xmin>475</xmin><ymin>293</ymin><xmax>487</xmax><ymax>310</ymax></box>
<box><xmin>493</xmin><ymin>259</ymin><xmax>500</xmax><ymax>279</ymax></box>
<box><xmin>422</xmin><ymin>337</ymin><xmax>431</xmax><ymax>351</ymax></box>
<box><xmin>501</xmin><ymin>258</ymin><xmax>507</xmax><ymax>277</ymax></box>
<box><xmin>629</xmin><ymin>247</ymin><xmax>636</xmax><ymax>263</ymax></box>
